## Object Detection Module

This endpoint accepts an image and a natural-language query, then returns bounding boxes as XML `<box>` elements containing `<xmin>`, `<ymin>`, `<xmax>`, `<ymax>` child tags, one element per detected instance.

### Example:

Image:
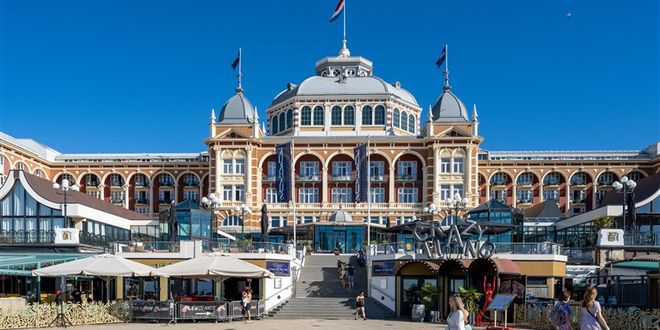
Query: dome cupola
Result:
<box><xmin>217</xmin><ymin>87</ymin><xmax>256</xmax><ymax>124</ymax></box>
<box><xmin>431</xmin><ymin>73</ymin><xmax>468</xmax><ymax>122</ymax></box>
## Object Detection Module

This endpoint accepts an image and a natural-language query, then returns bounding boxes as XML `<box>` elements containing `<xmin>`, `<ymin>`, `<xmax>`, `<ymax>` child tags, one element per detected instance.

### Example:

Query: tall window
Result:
<box><xmin>87</xmin><ymin>190</ymin><xmax>101</xmax><ymax>199</ymax></box>
<box><xmin>279</xmin><ymin>112</ymin><xmax>286</xmax><ymax>132</ymax></box>
<box><xmin>235</xmin><ymin>159</ymin><xmax>245</xmax><ymax>174</ymax></box>
<box><xmin>15</xmin><ymin>162</ymin><xmax>26</xmax><ymax>171</ymax></box>
<box><xmin>332</xmin><ymin>161</ymin><xmax>352</xmax><ymax>177</ymax></box>
<box><xmin>182</xmin><ymin>173</ymin><xmax>198</xmax><ymax>186</ymax></box>
<box><xmin>300</xmin><ymin>161</ymin><xmax>320</xmax><ymax>177</ymax></box>
<box><xmin>271</xmin><ymin>216</ymin><xmax>286</xmax><ymax>228</ymax></box>
<box><xmin>267</xmin><ymin>161</ymin><xmax>276</xmax><ymax>178</ymax></box>
<box><xmin>266</xmin><ymin>188</ymin><xmax>277</xmax><ymax>203</ymax></box>
<box><xmin>517</xmin><ymin>173</ymin><xmax>533</xmax><ymax>185</ymax></box>
<box><xmin>397</xmin><ymin>161</ymin><xmax>417</xmax><ymax>178</ymax></box>
<box><xmin>393</xmin><ymin>109</ymin><xmax>400</xmax><ymax>128</ymax></box>
<box><xmin>408</xmin><ymin>115</ymin><xmax>416</xmax><ymax>134</ymax></box>
<box><xmin>597</xmin><ymin>172</ymin><xmax>615</xmax><ymax>185</ymax></box>
<box><xmin>491</xmin><ymin>173</ymin><xmax>508</xmax><ymax>185</ymax></box>
<box><xmin>570</xmin><ymin>172</ymin><xmax>587</xmax><ymax>185</ymax></box>
<box><xmin>235</xmin><ymin>185</ymin><xmax>245</xmax><ymax>201</ymax></box>
<box><xmin>397</xmin><ymin>188</ymin><xmax>418</xmax><ymax>203</ymax></box>
<box><xmin>223</xmin><ymin>215</ymin><xmax>242</xmax><ymax>227</ymax></box>
<box><xmin>109</xmin><ymin>174</ymin><xmax>123</xmax><ymax>187</ymax></box>
<box><xmin>332</xmin><ymin>188</ymin><xmax>352</xmax><ymax>203</ymax></box>
<box><xmin>110</xmin><ymin>191</ymin><xmax>124</xmax><ymax>203</ymax></box>
<box><xmin>301</xmin><ymin>106</ymin><xmax>311</xmax><ymax>126</ymax></box>
<box><xmin>223</xmin><ymin>185</ymin><xmax>232</xmax><ymax>201</ymax></box>
<box><xmin>374</xmin><ymin>105</ymin><xmax>385</xmax><ymax>125</ymax></box>
<box><xmin>370</xmin><ymin>161</ymin><xmax>384</xmax><ymax>178</ymax></box>
<box><xmin>299</xmin><ymin>188</ymin><xmax>319</xmax><ymax>203</ymax></box>
<box><xmin>223</xmin><ymin>160</ymin><xmax>233</xmax><ymax>174</ymax></box>
<box><xmin>627</xmin><ymin>171</ymin><xmax>644</xmax><ymax>182</ymax></box>
<box><xmin>362</xmin><ymin>106</ymin><xmax>373</xmax><ymax>125</ymax></box>
<box><xmin>272</xmin><ymin>116</ymin><xmax>279</xmax><ymax>134</ymax></box>
<box><xmin>453</xmin><ymin>184</ymin><xmax>463</xmax><ymax>198</ymax></box>
<box><xmin>453</xmin><ymin>158</ymin><xmax>464</xmax><ymax>173</ymax></box>
<box><xmin>344</xmin><ymin>106</ymin><xmax>355</xmax><ymax>125</ymax></box>
<box><xmin>440</xmin><ymin>158</ymin><xmax>451</xmax><ymax>173</ymax></box>
<box><xmin>490</xmin><ymin>190</ymin><xmax>507</xmax><ymax>202</ymax></box>
<box><xmin>159</xmin><ymin>190</ymin><xmax>174</xmax><ymax>203</ymax></box>
<box><xmin>158</xmin><ymin>174</ymin><xmax>173</xmax><ymax>186</ymax></box>
<box><xmin>543</xmin><ymin>190</ymin><xmax>559</xmax><ymax>201</ymax></box>
<box><xmin>370</xmin><ymin>188</ymin><xmax>385</xmax><ymax>203</ymax></box>
<box><xmin>331</xmin><ymin>106</ymin><xmax>342</xmax><ymax>125</ymax></box>
<box><xmin>313</xmin><ymin>106</ymin><xmax>324</xmax><ymax>125</ymax></box>
<box><xmin>60</xmin><ymin>173</ymin><xmax>75</xmax><ymax>185</ymax></box>
<box><xmin>516</xmin><ymin>190</ymin><xmax>532</xmax><ymax>203</ymax></box>
<box><xmin>544</xmin><ymin>172</ymin><xmax>561</xmax><ymax>185</ymax></box>
<box><xmin>286</xmin><ymin>109</ymin><xmax>293</xmax><ymax>129</ymax></box>
<box><xmin>183</xmin><ymin>190</ymin><xmax>199</xmax><ymax>202</ymax></box>
<box><xmin>401</xmin><ymin>111</ymin><xmax>408</xmax><ymax>131</ymax></box>
<box><xmin>440</xmin><ymin>185</ymin><xmax>450</xmax><ymax>201</ymax></box>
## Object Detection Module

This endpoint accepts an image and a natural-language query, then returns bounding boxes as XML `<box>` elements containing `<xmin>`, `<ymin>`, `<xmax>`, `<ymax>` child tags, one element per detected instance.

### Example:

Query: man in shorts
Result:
<box><xmin>347</xmin><ymin>264</ymin><xmax>355</xmax><ymax>289</ymax></box>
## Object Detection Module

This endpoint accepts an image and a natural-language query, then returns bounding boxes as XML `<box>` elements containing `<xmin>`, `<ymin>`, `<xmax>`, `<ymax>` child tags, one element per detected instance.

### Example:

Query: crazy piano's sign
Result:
<box><xmin>413</xmin><ymin>220</ymin><xmax>496</xmax><ymax>260</ymax></box>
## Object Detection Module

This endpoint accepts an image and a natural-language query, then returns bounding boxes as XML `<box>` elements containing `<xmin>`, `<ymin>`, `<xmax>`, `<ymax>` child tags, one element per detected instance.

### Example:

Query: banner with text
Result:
<box><xmin>275</xmin><ymin>143</ymin><xmax>292</xmax><ymax>203</ymax></box>
<box><xmin>354</xmin><ymin>144</ymin><xmax>368</xmax><ymax>202</ymax></box>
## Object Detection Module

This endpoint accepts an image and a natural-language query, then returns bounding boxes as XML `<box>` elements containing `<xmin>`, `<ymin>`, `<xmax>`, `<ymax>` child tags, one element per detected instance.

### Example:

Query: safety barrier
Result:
<box><xmin>129</xmin><ymin>299</ymin><xmax>265</xmax><ymax>323</ymax></box>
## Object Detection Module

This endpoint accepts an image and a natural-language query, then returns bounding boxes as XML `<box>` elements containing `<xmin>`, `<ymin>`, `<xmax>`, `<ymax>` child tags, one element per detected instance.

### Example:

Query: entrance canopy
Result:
<box><xmin>32</xmin><ymin>253</ymin><xmax>156</xmax><ymax>277</ymax></box>
<box><xmin>152</xmin><ymin>253</ymin><xmax>274</xmax><ymax>278</ymax></box>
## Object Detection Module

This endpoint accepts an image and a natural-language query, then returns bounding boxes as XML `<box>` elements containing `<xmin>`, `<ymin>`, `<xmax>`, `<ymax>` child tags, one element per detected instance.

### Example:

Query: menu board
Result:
<box><xmin>486</xmin><ymin>294</ymin><xmax>516</xmax><ymax>311</ymax></box>
<box><xmin>372</xmin><ymin>261</ymin><xmax>395</xmax><ymax>276</ymax></box>
<box><xmin>130</xmin><ymin>301</ymin><xmax>173</xmax><ymax>320</ymax></box>
<box><xmin>266</xmin><ymin>261</ymin><xmax>291</xmax><ymax>276</ymax></box>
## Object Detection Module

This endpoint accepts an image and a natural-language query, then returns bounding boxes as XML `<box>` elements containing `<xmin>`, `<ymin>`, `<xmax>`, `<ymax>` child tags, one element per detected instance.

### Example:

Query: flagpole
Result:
<box><xmin>291</xmin><ymin>137</ymin><xmax>296</xmax><ymax>250</ymax></box>
<box><xmin>366</xmin><ymin>136</ymin><xmax>372</xmax><ymax>299</ymax></box>
<box><xmin>444</xmin><ymin>44</ymin><xmax>449</xmax><ymax>87</ymax></box>
<box><xmin>343</xmin><ymin>0</ymin><xmax>346</xmax><ymax>47</ymax></box>
<box><xmin>238</xmin><ymin>47</ymin><xmax>243</xmax><ymax>90</ymax></box>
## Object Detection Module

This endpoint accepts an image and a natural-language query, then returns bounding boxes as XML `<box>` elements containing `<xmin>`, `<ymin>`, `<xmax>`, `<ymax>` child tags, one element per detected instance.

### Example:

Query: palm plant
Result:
<box><xmin>419</xmin><ymin>283</ymin><xmax>440</xmax><ymax>312</ymax></box>
<box><xmin>458</xmin><ymin>286</ymin><xmax>483</xmax><ymax>315</ymax></box>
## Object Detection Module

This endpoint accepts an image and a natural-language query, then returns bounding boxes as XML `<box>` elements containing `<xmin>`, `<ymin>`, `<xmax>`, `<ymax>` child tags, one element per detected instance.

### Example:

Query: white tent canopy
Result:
<box><xmin>32</xmin><ymin>253</ymin><xmax>156</xmax><ymax>277</ymax></box>
<box><xmin>152</xmin><ymin>253</ymin><xmax>273</xmax><ymax>278</ymax></box>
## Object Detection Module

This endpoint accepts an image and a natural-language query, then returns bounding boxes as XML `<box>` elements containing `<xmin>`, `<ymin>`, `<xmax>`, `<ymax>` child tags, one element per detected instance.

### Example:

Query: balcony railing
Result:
<box><xmin>625</xmin><ymin>232</ymin><xmax>660</xmax><ymax>246</ymax></box>
<box><xmin>159</xmin><ymin>198</ymin><xmax>173</xmax><ymax>203</ymax></box>
<box><xmin>396</xmin><ymin>174</ymin><xmax>421</xmax><ymax>182</ymax></box>
<box><xmin>296</xmin><ymin>175</ymin><xmax>321</xmax><ymax>182</ymax></box>
<box><xmin>370</xmin><ymin>174</ymin><xmax>388</xmax><ymax>182</ymax></box>
<box><xmin>159</xmin><ymin>181</ymin><xmax>175</xmax><ymax>187</ymax></box>
<box><xmin>517</xmin><ymin>199</ymin><xmax>533</xmax><ymax>204</ymax></box>
<box><xmin>331</xmin><ymin>174</ymin><xmax>355</xmax><ymax>182</ymax></box>
<box><xmin>110</xmin><ymin>181</ymin><xmax>123</xmax><ymax>187</ymax></box>
<box><xmin>85</xmin><ymin>182</ymin><xmax>100</xmax><ymax>187</ymax></box>
<box><xmin>134</xmin><ymin>181</ymin><xmax>150</xmax><ymax>187</ymax></box>
<box><xmin>183</xmin><ymin>181</ymin><xmax>199</xmax><ymax>186</ymax></box>
<box><xmin>0</xmin><ymin>230</ymin><xmax>113</xmax><ymax>248</ymax></box>
<box><xmin>111</xmin><ymin>198</ymin><xmax>124</xmax><ymax>204</ymax></box>
<box><xmin>543</xmin><ymin>180</ymin><xmax>561</xmax><ymax>186</ymax></box>
<box><xmin>262</xmin><ymin>176</ymin><xmax>276</xmax><ymax>182</ymax></box>
<box><xmin>516</xmin><ymin>181</ymin><xmax>533</xmax><ymax>186</ymax></box>
<box><xmin>135</xmin><ymin>198</ymin><xmax>150</xmax><ymax>204</ymax></box>
<box><xmin>571</xmin><ymin>198</ymin><xmax>587</xmax><ymax>204</ymax></box>
<box><xmin>490</xmin><ymin>180</ymin><xmax>508</xmax><ymax>186</ymax></box>
<box><xmin>570</xmin><ymin>180</ymin><xmax>587</xmax><ymax>186</ymax></box>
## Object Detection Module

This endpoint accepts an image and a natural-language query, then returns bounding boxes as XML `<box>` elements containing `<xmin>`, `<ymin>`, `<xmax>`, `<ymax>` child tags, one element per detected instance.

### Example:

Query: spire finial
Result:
<box><xmin>472</xmin><ymin>104</ymin><xmax>478</xmax><ymax>122</ymax></box>
<box><xmin>427</xmin><ymin>105</ymin><xmax>433</xmax><ymax>123</ymax></box>
<box><xmin>443</xmin><ymin>70</ymin><xmax>451</xmax><ymax>91</ymax></box>
<box><xmin>211</xmin><ymin>108</ymin><xmax>216</xmax><ymax>123</ymax></box>
<box><xmin>235</xmin><ymin>48</ymin><xmax>243</xmax><ymax>93</ymax></box>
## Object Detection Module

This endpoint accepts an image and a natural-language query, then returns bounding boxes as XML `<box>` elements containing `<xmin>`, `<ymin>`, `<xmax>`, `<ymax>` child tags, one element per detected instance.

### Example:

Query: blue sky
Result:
<box><xmin>1</xmin><ymin>0</ymin><xmax>658</xmax><ymax>153</ymax></box>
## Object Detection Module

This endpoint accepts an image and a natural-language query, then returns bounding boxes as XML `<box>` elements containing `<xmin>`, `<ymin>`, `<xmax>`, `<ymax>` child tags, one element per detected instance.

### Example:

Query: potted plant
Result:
<box><xmin>458</xmin><ymin>286</ymin><xmax>483</xmax><ymax>325</ymax></box>
<box><xmin>419</xmin><ymin>283</ymin><xmax>440</xmax><ymax>322</ymax></box>
<box><xmin>595</xmin><ymin>216</ymin><xmax>613</xmax><ymax>229</ymax></box>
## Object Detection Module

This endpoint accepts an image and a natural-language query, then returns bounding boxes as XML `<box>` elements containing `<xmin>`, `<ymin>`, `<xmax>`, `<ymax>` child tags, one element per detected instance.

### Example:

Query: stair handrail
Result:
<box><xmin>370</xmin><ymin>286</ymin><xmax>395</xmax><ymax>302</ymax></box>
<box><xmin>265</xmin><ymin>283</ymin><xmax>294</xmax><ymax>302</ymax></box>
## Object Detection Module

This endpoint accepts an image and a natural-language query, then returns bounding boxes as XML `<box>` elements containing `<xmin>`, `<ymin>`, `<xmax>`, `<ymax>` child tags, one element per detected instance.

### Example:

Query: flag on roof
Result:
<box><xmin>329</xmin><ymin>0</ymin><xmax>345</xmax><ymax>23</ymax></box>
<box><xmin>231</xmin><ymin>50</ymin><xmax>240</xmax><ymax>70</ymax></box>
<box><xmin>436</xmin><ymin>45</ymin><xmax>447</xmax><ymax>68</ymax></box>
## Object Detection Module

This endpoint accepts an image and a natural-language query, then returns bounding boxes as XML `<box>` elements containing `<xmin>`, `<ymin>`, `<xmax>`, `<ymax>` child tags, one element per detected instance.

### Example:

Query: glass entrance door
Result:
<box><xmin>399</xmin><ymin>277</ymin><xmax>437</xmax><ymax>317</ymax></box>
<box><xmin>333</xmin><ymin>230</ymin><xmax>347</xmax><ymax>253</ymax></box>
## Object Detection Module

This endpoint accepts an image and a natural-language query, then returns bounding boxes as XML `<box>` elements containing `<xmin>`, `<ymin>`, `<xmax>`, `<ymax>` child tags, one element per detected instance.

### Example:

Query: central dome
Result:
<box><xmin>329</xmin><ymin>208</ymin><xmax>353</xmax><ymax>222</ymax></box>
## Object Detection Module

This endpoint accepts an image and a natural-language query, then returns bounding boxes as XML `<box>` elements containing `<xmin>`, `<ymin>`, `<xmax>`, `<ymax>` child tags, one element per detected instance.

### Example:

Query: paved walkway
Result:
<box><xmin>61</xmin><ymin>320</ymin><xmax>502</xmax><ymax>330</ymax></box>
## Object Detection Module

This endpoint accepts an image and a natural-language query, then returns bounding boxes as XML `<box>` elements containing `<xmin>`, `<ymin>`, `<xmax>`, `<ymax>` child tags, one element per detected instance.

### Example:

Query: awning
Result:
<box><xmin>152</xmin><ymin>253</ymin><xmax>274</xmax><ymax>278</ymax></box>
<box><xmin>611</xmin><ymin>260</ymin><xmax>659</xmax><ymax>271</ymax></box>
<box><xmin>397</xmin><ymin>260</ymin><xmax>440</xmax><ymax>275</ymax></box>
<box><xmin>0</xmin><ymin>253</ymin><xmax>95</xmax><ymax>276</ymax></box>
<box><xmin>438</xmin><ymin>259</ymin><xmax>472</xmax><ymax>274</ymax></box>
<box><xmin>468</xmin><ymin>257</ymin><xmax>521</xmax><ymax>275</ymax></box>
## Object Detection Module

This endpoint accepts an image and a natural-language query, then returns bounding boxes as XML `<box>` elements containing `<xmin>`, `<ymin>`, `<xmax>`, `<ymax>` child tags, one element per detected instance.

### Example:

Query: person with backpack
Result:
<box><xmin>580</xmin><ymin>287</ymin><xmax>610</xmax><ymax>330</ymax></box>
<box><xmin>551</xmin><ymin>290</ymin><xmax>573</xmax><ymax>330</ymax></box>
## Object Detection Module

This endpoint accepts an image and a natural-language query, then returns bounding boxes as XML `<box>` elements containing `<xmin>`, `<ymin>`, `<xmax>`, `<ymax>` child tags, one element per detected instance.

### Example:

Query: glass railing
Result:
<box><xmin>563</xmin><ymin>247</ymin><xmax>595</xmax><ymax>264</ymax></box>
<box><xmin>0</xmin><ymin>230</ymin><xmax>116</xmax><ymax>248</ymax></box>
<box><xmin>625</xmin><ymin>232</ymin><xmax>660</xmax><ymax>246</ymax></box>
<box><xmin>371</xmin><ymin>241</ymin><xmax>564</xmax><ymax>256</ymax></box>
<box><xmin>113</xmin><ymin>240</ymin><xmax>291</xmax><ymax>255</ymax></box>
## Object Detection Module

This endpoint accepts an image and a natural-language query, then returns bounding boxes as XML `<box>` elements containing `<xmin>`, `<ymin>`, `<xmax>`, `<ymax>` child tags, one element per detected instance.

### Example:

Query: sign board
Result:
<box><xmin>372</xmin><ymin>261</ymin><xmax>395</xmax><ymax>276</ymax></box>
<box><xmin>486</xmin><ymin>294</ymin><xmax>516</xmax><ymax>311</ymax></box>
<box><xmin>598</xmin><ymin>229</ymin><xmax>624</xmax><ymax>247</ymax></box>
<box><xmin>266</xmin><ymin>261</ymin><xmax>290</xmax><ymax>276</ymax></box>
<box><xmin>54</xmin><ymin>228</ymin><xmax>80</xmax><ymax>244</ymax></box>
<box><xmin>130</xmin><ymin>301</ymin><xmax>173</xmax><ymax>320</ymax></box>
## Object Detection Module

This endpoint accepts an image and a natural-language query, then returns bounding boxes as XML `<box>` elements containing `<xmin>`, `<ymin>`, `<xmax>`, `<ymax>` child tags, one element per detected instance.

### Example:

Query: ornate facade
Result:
<box><xmin>1</xmin><ymin>45</ymin><xmax>658</xmax><ymax>236</ymax></box>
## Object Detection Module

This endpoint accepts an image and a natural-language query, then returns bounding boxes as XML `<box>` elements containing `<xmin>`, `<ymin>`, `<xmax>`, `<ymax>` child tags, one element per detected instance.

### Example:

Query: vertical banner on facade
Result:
<box><xmin>354</xmin><ymin>144</ymin><xmax>368</xmax><ymax>202</ymax></box>
<box><xmin>275</xmin><ymin>142</ymin><xmax>292</xmax><ymax>203</ymax></box>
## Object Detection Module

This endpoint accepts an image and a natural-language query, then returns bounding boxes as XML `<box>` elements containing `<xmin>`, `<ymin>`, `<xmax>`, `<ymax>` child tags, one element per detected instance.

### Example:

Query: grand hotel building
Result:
<box><xmin>2</xmin><ymin>45</ymin><xmax>659</xmax><ymax>249</ymax></box>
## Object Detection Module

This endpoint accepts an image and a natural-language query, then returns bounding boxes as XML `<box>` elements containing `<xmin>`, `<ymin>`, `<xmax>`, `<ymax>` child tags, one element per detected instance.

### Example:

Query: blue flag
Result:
<box><xmin>354</xmin><ymin>144</ymin><xmax>369</xmax><ymax>202</ymax></box>
<box><xmin>436</xmin><ymin>45</ymin><xmax>447</xmax><ymax>68</ymax></box>
<box><xmin>275</xmin><ymin>143</ymin><xmax>292</xmax><ymax>202</ymax></box>
<box><xmin>231</xmin><ymin>50</ymin><xmax>240</xmax><ymax>70</ymax></box>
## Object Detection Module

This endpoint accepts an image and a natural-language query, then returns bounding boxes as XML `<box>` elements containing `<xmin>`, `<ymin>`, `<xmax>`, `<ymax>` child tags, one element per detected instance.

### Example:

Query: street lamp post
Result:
<box><xmin>612</xmin><ymin>176</ymin><xmax>637</xmax><ymax>231</ymax></box>
<box><xmin>235</xmin><ymin>204</ymin><xmax>252</xmax><ymax>238</ymax></box>
<box><xmin>423</xmin><ymin>203</ymin><xmax>441</xmax><ymax>222</ymax></box>
<box><xmin>201</xmin><ymin>193</ymin><xmax>221</xmax><ymax>240</ymax></box>
<box><xmin>445</xmin><ymin>193</ymin><xmax>470</xmax><ymax>225</ymax></box>
<box><xmin>52</xmin><ymin>178</ymin><xmax>79</xmax><ymax>230</ymax></box>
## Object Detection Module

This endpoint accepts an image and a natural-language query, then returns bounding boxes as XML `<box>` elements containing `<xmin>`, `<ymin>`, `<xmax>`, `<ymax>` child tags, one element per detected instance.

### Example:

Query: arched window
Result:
<box><xmin>408</xmin><ymin>115</ymin><xmax>416</xmax><ymax>134</ymax></box>
<box><xmin>401</xmin><ymin>111</ymin><xmax>408</xmax><ymax>131</ymax></box>
<box><xmin>272</xmin><ymin>116</ymin><xmax>279</xmax><ymax>134</ymax></box>
<box><xmin>301</xmin><ymin>106</ymin><xmax>312</xmax><ymax>126</ymax></box>
<box><xmin>393</xmin><ymin>109</ymin><xmax>400</xmax><ymax>128</ymax></box>
<box><xmin>15</xmin><ymin>162</ymin><xmax>26</xmax><ymax>171</ymax></box>
<box><xmin>313</xmin><ymin>106</ymin><xmax>324</xmax><ymax>125</ymax></box>
<box><xmin>627</xmin><ymin>171</ymin><xmax>645</xmax><ymax>182</ymax></box>
<box><xmin>344</xmin><ymin>106</ymin><xmax>355</xmax><ymax>125</ymax></box>
<box><xmin>286</xmin><ymin>109</ymin><xmax>293</xmax><ymax>129</ymax></box>
<box><xmin>223</xmin><ymin>215</ymin><xmax>243</xmax><ymax>227</ymax></box>
<box><xmin>278</xmin><ymin>112</ymin><xmax>286</xmax><ymax>132</ymax></box>
<box><xmin>362</xmin><ymin>105</ymin><xmax>373</xmax><ymax>125</ymax></box>
<box><xmin>374</xmin><ymin>105</ymin><xmax>385</xmax><ymax>125</ymax></box>
<box><xmin>331</xmin><ymin>106</ymin><xmax>342</xmax><ymax>125</ymax></box>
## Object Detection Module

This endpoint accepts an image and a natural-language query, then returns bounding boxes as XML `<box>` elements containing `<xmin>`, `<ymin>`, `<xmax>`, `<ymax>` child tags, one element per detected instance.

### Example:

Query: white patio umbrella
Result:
<box><xmin>32</xmin><ymin>253</ymin><xmax>157</xmax><ymax>301</ymax></box>
<box><xmin>152</xmin><ymin>253</ymin><xmax>274</xmax><ymax>278</ymax></box>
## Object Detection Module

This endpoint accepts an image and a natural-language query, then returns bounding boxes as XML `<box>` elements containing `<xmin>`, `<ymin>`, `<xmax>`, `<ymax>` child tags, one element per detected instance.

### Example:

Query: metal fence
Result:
<box><xmin>371</xmin><ymin>241</ymin><xmax>564</xmax><ymax>256</ymax></box>
<box><xmin>129</xmin><ymin>299</ymin><xmax>266</xmax><ymax>323</ymax></box>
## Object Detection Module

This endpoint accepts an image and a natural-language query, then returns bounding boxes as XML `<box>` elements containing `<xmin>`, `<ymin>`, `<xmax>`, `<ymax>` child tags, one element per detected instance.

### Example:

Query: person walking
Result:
<box><xmin>580</xmin><ymin>287</ymin><xmax>610</xmax><ymax>330</ymax></box>
<box><xmin>340</xmin><ymin>267</ymin><xmax>348</xmax><ymax>289</ymax></box>
<box><xmin>347</xmin><ymin>264</ymin><xmax>355</xmax><ymax>289</ymax></box>
<box><xmin>354</xmin><ymin>291</ymin><xmax>366</xmax><ymax>320</ymax></box>
<box><xmin>552</xmin><ymin>290</ymin><xmax>573</xmax><ymax>330</ymax></box>
<box><xmin>447</xmin><ymin>294</ymin><xmax>467</xmax><ymax>330</ymax></box>
<box><xmin>242</xmin><ymin>288</ymin><xmax>253</xmax><ymax>323</ymax></box>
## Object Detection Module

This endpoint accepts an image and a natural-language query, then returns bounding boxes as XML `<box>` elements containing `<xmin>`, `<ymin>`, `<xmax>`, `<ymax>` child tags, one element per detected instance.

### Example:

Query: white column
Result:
<box><xmin>591</xmin><ymin>184</ymin><xmax>597</xmax><ymax>210</ymax></box>
<box><xmin>124</xmin><ymin>185</ymin><xmax>129</xmax><ymax>209</ymax></box>
<box><xmin>432</xmin><ymin>146</ymin><xmax>440</xmax><ymax>204</ymax></box>
<box><xmin>389</xmin><ymin>164</ymin><xmax>395</xmax><ymax>205</ymax></box>
<box><xmin>465</xmin><ymin>145</ymin><xmax>472</xmax><ymax>205</ymax></box>
<box><xmin>322</xmin><ymin>165</ymin><xmax>328</xmax><ymax>204</ymax></box>
<box><xmin>565</xmin><ymin>183</ymin><xmax>571</xmax><ymax>215</ymax></box>
<box><xmin>355</xmin><ymin>102</ymin><xmax>362</xmax><ymax>134</ymax></box>
<box><xmin>512</xmin><ymin>182</ymin><xmax>517</xmax><ymax>208</ymax></box>
<box><xmin>324</xmin><ymin>103</ymin><xmax>331</xmax><ymax>135</ymax></box>
<box><xmin>214</xmin><ymin>146</ymin><xmax>222</xmax><ymax>194</ymax></box>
